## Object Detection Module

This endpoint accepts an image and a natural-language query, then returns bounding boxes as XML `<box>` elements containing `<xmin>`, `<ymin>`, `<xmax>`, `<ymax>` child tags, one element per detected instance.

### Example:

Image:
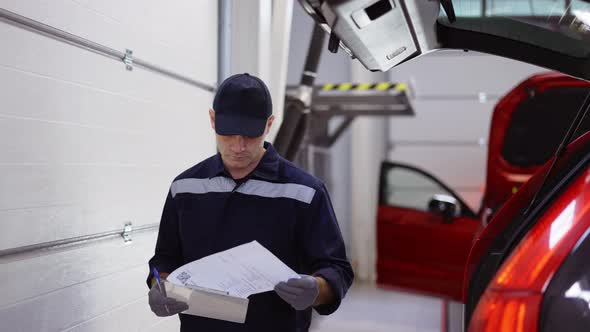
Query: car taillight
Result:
<box><xmin>468</xmin><ymin>167</ymin><xmax>590</xmax><ymax>332</ymax></box>
<box><xmin>469</xmin><ymin>291</ymin><xmax>542</xmax><ymax>331</ymax></box>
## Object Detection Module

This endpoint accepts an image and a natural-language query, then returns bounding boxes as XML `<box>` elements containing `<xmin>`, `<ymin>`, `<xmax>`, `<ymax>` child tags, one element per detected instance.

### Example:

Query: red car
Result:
<box><xmin>467</xmin><ymin>119</ymin><xmax>590</xmax><ymax>331</ymax></box>
<box><xmin>377</xmin><ymin>72</ymin><xmax>590</xmax><ymax>303</ymax></box>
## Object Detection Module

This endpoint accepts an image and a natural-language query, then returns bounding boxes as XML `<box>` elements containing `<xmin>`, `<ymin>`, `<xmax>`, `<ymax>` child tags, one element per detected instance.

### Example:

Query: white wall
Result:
<box><xmin>349</xmin><ymin>63</ymin><xmax>388</xmax><ymax>282</ymax></box>
<box><xmin>0</xmin><ymin>1</ymin><xmax>217</xmax><ymax>331</ymax></box>
<box><xmin>227</xmin><ymin>0</ymin><xmax>293</xmax><ymax>142</ymax></box>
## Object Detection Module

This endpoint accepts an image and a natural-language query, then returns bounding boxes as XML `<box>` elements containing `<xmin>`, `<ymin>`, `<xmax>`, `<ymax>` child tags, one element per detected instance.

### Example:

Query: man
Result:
<box><xmin>147</xmin><ymin>73</ymin><xmax>354</xmax><ymax>331</ymax></box>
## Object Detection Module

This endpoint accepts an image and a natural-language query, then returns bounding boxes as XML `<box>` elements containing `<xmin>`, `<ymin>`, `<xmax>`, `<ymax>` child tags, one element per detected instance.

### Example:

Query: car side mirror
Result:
<box><xmin>428</xmin><ymin>194</ymin><xmax>459</xmax><ymax>223</ymax></box>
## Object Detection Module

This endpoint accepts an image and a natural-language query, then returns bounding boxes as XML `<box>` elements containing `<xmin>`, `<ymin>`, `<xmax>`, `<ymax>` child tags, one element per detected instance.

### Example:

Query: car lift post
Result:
<box><xmin>275</xmin><ymin>24</ymin><xmax>415</xmax><ymax>179</ymax></box>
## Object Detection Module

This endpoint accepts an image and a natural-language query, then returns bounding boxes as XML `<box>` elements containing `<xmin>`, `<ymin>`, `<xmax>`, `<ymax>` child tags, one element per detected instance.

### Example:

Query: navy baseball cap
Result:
<box><xmin>212</xmin><ymin>73</ymin><xmax>272</xmax><ymax>137</ymax></box>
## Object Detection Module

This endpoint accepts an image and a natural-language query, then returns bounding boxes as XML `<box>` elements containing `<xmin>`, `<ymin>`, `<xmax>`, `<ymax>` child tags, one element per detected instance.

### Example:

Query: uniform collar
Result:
<box><xmin>210</xmin><ymin>141</ymin><xmax>280</xmax><ymax>181</ymax></box>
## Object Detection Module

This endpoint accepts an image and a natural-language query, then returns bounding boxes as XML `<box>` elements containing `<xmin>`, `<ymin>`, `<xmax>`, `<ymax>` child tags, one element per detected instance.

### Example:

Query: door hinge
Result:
<box><xmin>123</xmin><ymin>49</ymin><xmax>133</xmax><ymax>71</ymax></box>
<box><xmin>122</xmin><ymin>222</ymin><xmax>133</xmax><ymax>243</ymax></box>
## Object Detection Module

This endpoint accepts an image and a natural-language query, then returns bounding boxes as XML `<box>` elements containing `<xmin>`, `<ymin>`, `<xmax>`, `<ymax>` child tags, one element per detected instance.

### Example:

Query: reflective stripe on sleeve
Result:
<box><xmin>171</xmin><ymin>177</ymin><xmax>317</xmax><ymax>204</ymax></box>
<box><xmin>237</xmin><ymin>179</ymin><xmax>316</xmax><ymax>204</ymax></box>
<box><xmin>171</xmin><ymin>177</ymin><xmax>235</xmax><ymax>197</ymax></box>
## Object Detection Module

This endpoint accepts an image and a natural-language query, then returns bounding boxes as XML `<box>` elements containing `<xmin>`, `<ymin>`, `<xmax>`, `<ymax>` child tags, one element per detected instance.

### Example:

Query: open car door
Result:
<box><xmin>377</xmin><ymin>162</ymin><xmax>478</xmax><ymax>300</ymax></box>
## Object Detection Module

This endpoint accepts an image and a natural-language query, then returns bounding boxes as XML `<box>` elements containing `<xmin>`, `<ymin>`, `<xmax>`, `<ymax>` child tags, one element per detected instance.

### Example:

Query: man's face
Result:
<box><xmin>209</xmin><ymin>109</ymin><xmax>274</xmax><ymax>171</ymax></box>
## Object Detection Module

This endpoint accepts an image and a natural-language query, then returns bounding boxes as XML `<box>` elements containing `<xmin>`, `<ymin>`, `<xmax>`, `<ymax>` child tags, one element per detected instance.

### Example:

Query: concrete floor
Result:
<box><xmin>310</xmin><ymin>282</ymin><xmax>443</xmax><ymax>332</ymax></box>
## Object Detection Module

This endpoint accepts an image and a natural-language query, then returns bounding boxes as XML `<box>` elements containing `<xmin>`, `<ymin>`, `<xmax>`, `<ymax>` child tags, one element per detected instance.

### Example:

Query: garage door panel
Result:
<box><xmin>0</xmin><ymin>232</ymin><xmax>156</xmax><ymax>308</ymax></box>
<box><xmin>0</xmin><ymin>0</ymin><xmax>217</xmax><ymax>85</ymax></box>
<box><xmin>0</xmin><ymin>117</ymin><xmax>211</xmax><ymax>165</ymax></box>
<box><xmin>0</xmin><ymin>164</ymin><xmax>173</xmax><ymax>209</ymax></box>
<box><xmin>0</xmin><ymin>63</ymin><xmax>212</xmax><ymax>131</ymax></box>
<box><xmin>387</xmin><ymin>146</ymin><xmax>487</xmax><ymax>188</ymax></box>
<box><xmin>62</xmin><ymin>297</ymin><xmax>165</xmax><ymax>332</ymax></box>
<box><xmin>0</xmin><ymin>165</ymin><xmax>175</xmax><ymax>250</ymax></box>
<box><xmin>0</xmin><ymin>22</ymin><xmax>212</xmax><ymax>110</ymax></box>
<box><xmin>0</xmin><ymin>1</ymin><xmax>216</xmax><ymax>331</ymax></box>
<box><xmin>0</xmin><ymin>65</ymin><xmax>204</xmax><ymax>134</ymax></box>
<box><xmin>0</xmin><ymin>197</ymin><xmax>163</xmax><ymax>251</ymax></box>
<box><xmin>72</xmin><ymin>0</ymin><xmax>216</xmax><ymax>55</ymax></box>
<box><xmin>0</xmin><ymin>119</ymin><xmax>153</xmax><ymax>164</ymax></box>
<box><xmin>0</xmin><ymin>265</ymin><xmax>150</xmax><ymax>332</ymax></box>
<box><xmin>389</xmin><ymin>100</ymin><xmax>493</xmax><ymax>142</ymax></box>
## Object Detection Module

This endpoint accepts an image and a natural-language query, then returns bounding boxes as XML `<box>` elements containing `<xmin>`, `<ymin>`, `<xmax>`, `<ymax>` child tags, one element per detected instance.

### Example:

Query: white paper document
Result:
<box><xmin>165</xmin><ymin>240</ymin><xmax>300</xmax><ymax>323</ymax></box>
<box><xmin>169</xmin><ymin>240</ymin><xmax>300</xmax><ymax>298</ymax></box>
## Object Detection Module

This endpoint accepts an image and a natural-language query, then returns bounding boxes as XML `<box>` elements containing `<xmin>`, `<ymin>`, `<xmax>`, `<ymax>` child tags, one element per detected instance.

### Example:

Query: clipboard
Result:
<box><xmin>163</xmin><ymin>281</ymin><xmax>249</xmax><ymax>323</ymax></box>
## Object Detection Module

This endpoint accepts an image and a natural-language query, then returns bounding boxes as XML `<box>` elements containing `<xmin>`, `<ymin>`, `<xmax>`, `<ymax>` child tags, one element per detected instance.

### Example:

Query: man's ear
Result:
<box><xmin>209</xmin><ymin>109</ymin><xmax>215</xmax><ymax>130</ymax></box>
<box><xmin>265</xmin><ymin>115</ymin><xmax>275</xmax><ymax>135</ymax></box>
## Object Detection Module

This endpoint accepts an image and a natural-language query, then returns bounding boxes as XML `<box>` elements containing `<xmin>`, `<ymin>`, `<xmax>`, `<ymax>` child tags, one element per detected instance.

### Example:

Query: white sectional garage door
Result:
<box><xmin>0</xmin><ymin>1</ymin><xmax>217</xmax><ymax>331</ymax></box>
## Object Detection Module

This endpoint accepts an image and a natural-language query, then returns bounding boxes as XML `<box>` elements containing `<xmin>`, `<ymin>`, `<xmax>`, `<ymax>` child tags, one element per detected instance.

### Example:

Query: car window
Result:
<box><xmin>502</xmin><ymin>85</ymin><xmax>590</xmax><ymax>167</ymax></box>
<box><xmin>380</xmin><ymin>164</ymin><xmax>458</xmax><ymax>212</ymax></box>
<box><xmin>439</xmin><ymin>0</ymin><xmax>590</xmax><ymax>59</ymax></box>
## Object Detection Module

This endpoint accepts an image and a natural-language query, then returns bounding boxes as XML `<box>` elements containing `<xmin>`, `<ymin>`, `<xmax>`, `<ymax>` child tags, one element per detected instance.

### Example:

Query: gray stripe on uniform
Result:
<box><xmin>171</xmin><ymin>177</ymin><xmax>235</xmax><ymax>197</ymax></box>
<box><xmin>236</xmin><ymin>179</ymin><xmax>316</xmax><ymax>204</ymax></box>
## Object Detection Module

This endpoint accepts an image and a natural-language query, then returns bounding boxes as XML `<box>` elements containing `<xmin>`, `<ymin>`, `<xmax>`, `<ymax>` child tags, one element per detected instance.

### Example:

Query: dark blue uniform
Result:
<box><xmin>147</xmin><ymin>142</ymin><xmax>354</xmax><ymax>331</ymax></box>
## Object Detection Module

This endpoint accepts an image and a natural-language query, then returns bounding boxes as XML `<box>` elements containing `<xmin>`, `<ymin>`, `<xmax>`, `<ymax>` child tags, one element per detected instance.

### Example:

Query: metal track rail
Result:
<box><xmin>0</xmin><ymin>8</ymin><xmax>216</xmax><ymax>92</ymax></box>
<box><xmin>0</xmin><ymin>223</ymin><xmax>159</xmax><ymax>260</ymax></box>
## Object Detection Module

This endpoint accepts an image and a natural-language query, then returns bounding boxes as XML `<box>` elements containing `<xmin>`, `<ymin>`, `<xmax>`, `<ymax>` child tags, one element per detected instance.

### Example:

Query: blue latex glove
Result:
<box><xmin>274</xmin><ymin>274</ymin><xmax>320</xmax><ymax>310</ymax></box>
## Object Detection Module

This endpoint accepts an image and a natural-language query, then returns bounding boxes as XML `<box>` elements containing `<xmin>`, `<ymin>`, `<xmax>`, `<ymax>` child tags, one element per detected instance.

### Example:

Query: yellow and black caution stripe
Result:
<box><xmin>321</xmin><ymin>82</ymin><xmax>408</xmax><ymax>91</ymax></box>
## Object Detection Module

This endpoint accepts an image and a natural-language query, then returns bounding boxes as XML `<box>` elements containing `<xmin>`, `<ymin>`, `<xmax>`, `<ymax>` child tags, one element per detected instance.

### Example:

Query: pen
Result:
<box><xmin>153</xmin><ymin>267</ymin><xmax>170</xmax><ymax>314</ymax></box>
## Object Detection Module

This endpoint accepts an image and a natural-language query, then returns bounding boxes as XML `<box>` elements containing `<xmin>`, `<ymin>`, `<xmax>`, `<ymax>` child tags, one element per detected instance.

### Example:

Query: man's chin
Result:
<box><xmin>227</xmin><ymin>159</ymin><xmax>250</xmax><ymax>169</ymax></box>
